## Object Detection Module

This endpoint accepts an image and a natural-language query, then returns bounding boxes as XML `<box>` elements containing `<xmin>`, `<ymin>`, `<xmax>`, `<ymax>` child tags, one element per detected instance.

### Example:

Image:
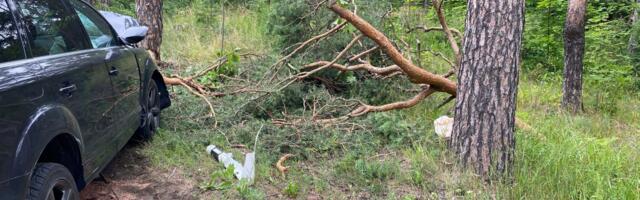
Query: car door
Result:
<box><xmin>13</xmin><ymin>0</ymin><xmax>118</xmax><ymax>177</ymax></box>
<box><xmin>68</xmin><ymin>0</ymin><xmax>141</xmax><ymax>148</ymax></box>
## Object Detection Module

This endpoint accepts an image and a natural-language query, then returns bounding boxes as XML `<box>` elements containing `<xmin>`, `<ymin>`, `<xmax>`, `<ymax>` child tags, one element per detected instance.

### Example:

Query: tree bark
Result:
<box><xmin>562</xmin><ymin>0</ymin><xmax>587</xmax><ymax>113</ymax></box>
<box><xmin>450</xmin><ymin>0</ymin><xmax>524</xmax><ymax>178</ymax></box>
<box><xmin>136</xmin><ymin>0</ymin><xmax>163</xmax><ymax>61</ymax></box>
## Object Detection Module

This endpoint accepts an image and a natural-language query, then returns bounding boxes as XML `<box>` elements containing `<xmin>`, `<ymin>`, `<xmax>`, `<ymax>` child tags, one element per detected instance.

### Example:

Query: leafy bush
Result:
<box><xmin>197</xmin><ymin>51</ymin><xmax>241</xmax><ymax>88</ymax></box>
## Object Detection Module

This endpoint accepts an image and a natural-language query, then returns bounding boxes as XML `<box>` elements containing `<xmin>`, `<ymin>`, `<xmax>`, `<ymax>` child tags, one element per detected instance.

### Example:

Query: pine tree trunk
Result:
<box><xmin>136</xmin><ymin>0</ymin><xmax>163</xmax><ymax>61</ymax></box>
<box><xmin>562</xmin><ymin>0</ymin><xmax>587</xmax><ymax>113</ymax></box>
<box><xmin>450</xmin><ymin>0</ymin><xmax>524</xmax><ymax>178</ymax></box>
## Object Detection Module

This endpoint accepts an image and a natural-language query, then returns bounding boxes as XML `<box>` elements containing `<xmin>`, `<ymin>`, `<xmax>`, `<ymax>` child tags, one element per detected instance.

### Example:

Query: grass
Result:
<box><xmin>505</xmin><ymin>79</ymin><xmax>640</xmax><ymax>199</ymax></box>
<box><xmin>136</xmin><ymin>2</ymin><xmax>640</xmax><ymax>199</ymax></box>
<box><xmin>161</xmin><ymin>5</ymin><xmax>273</xmax><ymax>76</ymax></box>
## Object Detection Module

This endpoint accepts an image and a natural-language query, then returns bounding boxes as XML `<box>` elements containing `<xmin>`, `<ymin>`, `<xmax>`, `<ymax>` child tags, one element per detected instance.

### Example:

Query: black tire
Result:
<box><xmin>28</xmin><ymin>163</ymin><xmax>79</xmax><ymax>200</ymax></box>
<box><xmin>136</xmin><ymin>79</ymin><xmax>162</xmax><ymax>140</ymax></box>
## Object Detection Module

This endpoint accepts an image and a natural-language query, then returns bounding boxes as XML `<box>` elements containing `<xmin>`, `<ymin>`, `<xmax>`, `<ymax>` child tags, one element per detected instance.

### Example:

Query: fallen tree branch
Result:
<box><xmin>179</xmin><ymin>81</ymin><xmax>215</xmax><ymax>119</ymax></box>
<box><xmin>209</xmin><ymin>88</ymin><xmax>270</xmax><ymax>98</ymax></box>
<box><xmin>436</xmin><ymin>95</ymin><xmax>456</xmax><ymax>109</ymax></box>
<box><xmin>407</xmin><ymin>26</ymin><xmax>463</xmax><ymax>39</ymax></box>
<box><xmin>382</xmin><ymin>71</ymin><xmax>404</xmax><ymax>79</ymax></box>
<box><xmin>276</xmin><ymin>34</ymin><xmax>364</xmax><ymax>91</ymax></box>
<box><xmin>351</xmin><ymin>86</ymin><xmax>436</xmax><ymax>117</ymax></box>
<box><xmin>270</xmin><ymin>21</ymin><xmax>348</xmax><ymax>69</ymax></box>
<box><xmin>349</xmin><ymin>46</ymin><xmax>379</xmax><ymax>62</ymax></box>
<box><xmin>329</xmin><ymin>3</ymin><xmax>457</xmax><ymax>95</ymax></box>
<box><xmin>426</xmin><ymin>49</ymin><xmax>456</xmax><ymax>69</ymax></box>
<box><xmin>432</xmin><ymin>0</ymin><xmax>461</xmax><ymax>68</ymax></box>
<box><xmin>271</xmin><ymin>116</ymin><xmax>360</xmax><ymax>131</ymax></box>
<box><xmin>266</xmin><ymin>2</ymin><xmax>532</xmax><ymax>130</ymax></box>
<box><xmin>296</xmin><ymin>34</ymin><xmax>364</xmax><ymax>79</ymax></box>
<box><xmin>303</xmin><ymin>61</ymin><xmax>402</xmax><ymax>76</ymax></box>
<box><xmin>163</xmin><ymin>76</ymin><xmax>207</xmax><ymax>94</ymax></box>
<box><xmin>186</xmin><ymin>57</ymin><xmax>228</xmax><ymax>81</ymax></box>
<box><xmin>441</xmin><ymin>68</ymin><xmax>456</xmax><ymax>78</ymax></box>
<box><xmin>163</xmin><ymin>76</ymin><xmax>216</xmax><ymax>123</ymax></box>
<box><xmin>276</xmin><ymin>154</ymin><xmax>295</xmax><ymax>177</ymax></box>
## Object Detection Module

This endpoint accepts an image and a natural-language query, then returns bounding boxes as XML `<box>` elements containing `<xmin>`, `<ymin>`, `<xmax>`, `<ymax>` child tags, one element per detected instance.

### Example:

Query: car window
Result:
<box><xmin>0</xmin><ymin>0</ymin><xmax>25</xmax><ymax>62</ymax></box>
<box><xmin>15</xmin><ymin>0</ymin><xmax>87</xmax><ymax>57</ymax></box>
<box><xmin>69</xmin><ymin>0</ymin><xmax>116</xmax><ymax>48</ymax></box>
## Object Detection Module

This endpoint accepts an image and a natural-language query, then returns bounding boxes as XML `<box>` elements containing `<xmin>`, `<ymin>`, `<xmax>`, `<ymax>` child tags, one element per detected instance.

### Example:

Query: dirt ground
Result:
<box><xmin>80</xmin><ymin>143</ymin><xmax>198</xmax><ymax>200</ymax></box>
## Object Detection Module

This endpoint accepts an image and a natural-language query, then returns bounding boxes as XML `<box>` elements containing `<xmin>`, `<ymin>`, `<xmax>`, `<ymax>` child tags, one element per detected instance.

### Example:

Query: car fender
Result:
<box><xmin>11</xmin><ymin>104</ymin><xmax>84</xmax><ymax>177</ymax></box>
<box><xmin>132</xmin><ymin>48</ymin><xmax>170</xmax><ymax>109</ymax></box>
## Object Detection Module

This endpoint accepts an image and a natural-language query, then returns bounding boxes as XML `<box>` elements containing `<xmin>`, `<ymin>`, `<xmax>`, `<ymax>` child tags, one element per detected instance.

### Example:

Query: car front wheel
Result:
<box><xmin>28</xmin><ymin>163</ymin><xmax>79</xmax><ymax>200</ymax></box>
<box><xmin>136</xmin><ymin>79</ymin><xmax>161</xmax><ymax>140</ymax></box>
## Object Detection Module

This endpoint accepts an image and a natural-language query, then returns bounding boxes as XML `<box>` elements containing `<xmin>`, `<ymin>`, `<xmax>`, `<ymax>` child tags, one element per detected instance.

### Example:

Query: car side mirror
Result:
<box><xmin>120</xmin><ymin>26</ymin><xmax>148</xmax><ymax>44</ymax></box>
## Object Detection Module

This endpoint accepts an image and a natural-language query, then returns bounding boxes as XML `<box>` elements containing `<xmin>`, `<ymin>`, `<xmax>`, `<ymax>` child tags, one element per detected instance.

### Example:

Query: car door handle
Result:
<box><xmin>109</xmin><ymin>67</ymin><xmax>119</xmax><ymax>76</ymax></box>
<box><xmin>59</xmin><ymin>84</ymin><xmax>77</xmax><ymax>97</ymax></box>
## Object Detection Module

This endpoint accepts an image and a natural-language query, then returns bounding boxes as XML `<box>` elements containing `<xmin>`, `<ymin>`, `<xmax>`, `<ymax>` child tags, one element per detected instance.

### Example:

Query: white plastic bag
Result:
<box><xmin>434</xmin><ymin>116</ymin><xmax>453</xmax><ymax>138</ymax></box>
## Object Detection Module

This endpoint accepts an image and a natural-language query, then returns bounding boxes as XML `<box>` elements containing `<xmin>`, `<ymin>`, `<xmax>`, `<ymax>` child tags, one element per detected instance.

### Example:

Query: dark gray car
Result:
<box><xmin>0</xmin><ymin>0</ymin><xmax>170</xmax><ymax>199</ymax></box>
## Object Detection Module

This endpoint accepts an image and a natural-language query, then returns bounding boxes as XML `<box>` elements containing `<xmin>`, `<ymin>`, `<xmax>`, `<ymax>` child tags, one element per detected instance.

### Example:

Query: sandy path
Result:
<box><xmin>80</xmin><ymin>143</ymin><xmax>198</xmax><ymax>200</ymax></box>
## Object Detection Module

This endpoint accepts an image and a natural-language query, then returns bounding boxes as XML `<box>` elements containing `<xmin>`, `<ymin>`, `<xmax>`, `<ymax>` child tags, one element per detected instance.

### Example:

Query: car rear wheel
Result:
<box><xmin>28</xmin><ymin>163</ymin><xmax>79</xmax><ymax>200</ymax></box>
<box><xmin>136</xmin><ymin>80</ymin><xmax>161</xmax><ymax>140</ymax></box>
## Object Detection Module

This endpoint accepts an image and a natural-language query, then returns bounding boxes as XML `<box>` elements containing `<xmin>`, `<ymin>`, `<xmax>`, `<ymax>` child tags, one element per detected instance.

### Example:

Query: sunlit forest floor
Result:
<box><xmin>93</xmin><ymin>3</ymin><xmax>640</xmax><ymax>200</ymax></box>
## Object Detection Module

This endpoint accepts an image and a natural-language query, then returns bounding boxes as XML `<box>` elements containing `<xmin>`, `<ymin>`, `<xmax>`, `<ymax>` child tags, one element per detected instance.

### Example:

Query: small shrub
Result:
<box><xmin>236</xmin><ymin>180</ymin><xmax>265</xmax><ymax>200</ymax></box>
<box><xmin>282</xmin><ymin>181</ymin><xmax>300</xmax><ymax>198</ymax></box>
<box><xmin>200</xmin><ymin>166</ymin><xmax>236</xmax><ymax>191</ymax></box>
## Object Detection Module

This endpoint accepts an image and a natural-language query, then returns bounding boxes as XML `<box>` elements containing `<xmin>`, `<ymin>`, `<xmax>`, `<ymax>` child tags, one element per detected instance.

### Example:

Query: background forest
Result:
<box><xmin>88</xmin><ymin>0</ymin><xmax>639</xmax><ymax>199</ymax></box>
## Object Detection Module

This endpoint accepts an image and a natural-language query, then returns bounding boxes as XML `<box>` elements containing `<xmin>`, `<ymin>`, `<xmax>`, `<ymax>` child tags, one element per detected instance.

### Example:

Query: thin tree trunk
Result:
<box><xmin>450</xmin><ymin>0</ymin><xmax>525</xmax><ymax>178</ymax></box>
<box><xmin>136</xmin><ymin>0</ymin><xmax>163</xmax><ymax>61</ymax></box>
<box><xmin>630</xmin><ymin>0</ymin><xmax>640</xmax><ymax>79</ymax></box>
<box><xmin>562</xmin><ymin>0</ymin><xmax>587</xmax><ymax>113</ymax></box>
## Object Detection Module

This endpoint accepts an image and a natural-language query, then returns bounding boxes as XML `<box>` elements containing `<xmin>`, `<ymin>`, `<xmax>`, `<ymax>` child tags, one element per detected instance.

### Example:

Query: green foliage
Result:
<box><xmin>198</xmin><ymin>165</ymin><xmax>267</xmax><ymax>200</ymax></box>
<box><xmin>164</xmin><ymin>0</ymin><xmax>196</xmax><ymax>15</ymax></box>
<box><xmin>335</xmin><ymin>154</ymin><xmax>401</xmax><ymax>194</ymax></box>
<box><xmin>95</xmin><ymin>0</ymin><xmax>135</xmax><ymax>16</ymax></box>
<box><xmin>353</xmin><ymin>159</ymin><xmax>399</xmax><ymax>182</ymax></box>
<box><xmin>522</xmin><ymin>0</ymin><xmax>566</xmax><ymax>73</ymax></box>
<box><xmin>198</xmin><ymin>51</ymin><xmax>241</xmax><ymax>88</ymax></box>
<box><xmin>235</xmin><ymin>180</ymin><xmax>265</xmax><ymax>200</ymax></box>
<box><xmin>523</xmin><ymin>0</ymin><xmax>635</xmax><ymax>88</ymax></box>
<box><xmin>632</xmin><ymin>2</ymin><xmax>640</xmax><ymax>88</ymax></box>
<box><xmin>282</xmin><ymin>181</ymin><xmax>300</xmax><ymax>198</ymax></box>
<box><xmin>200</xmin><ymin>166</ymin><xmax>236</xmax><ymax>191</ymax></box>
<box><xmin>267</xmin><ymin>0</ymin><xmax>336</xmax><ymax>49</ymax></box>
<box><xmin>369</xmin><ymin>112</ymin><xmax>424</xmax><ymax>146</ymax></box>
<box><xmin>267</xmin><ymin>0</ymin><xmax>394</xmax><ymax>61</ymax></box>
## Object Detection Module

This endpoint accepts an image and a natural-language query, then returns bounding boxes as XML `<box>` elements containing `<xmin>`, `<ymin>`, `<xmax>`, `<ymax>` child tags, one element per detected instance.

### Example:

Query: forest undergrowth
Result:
<box><xmin>102</xmin><ymin>0</ymin><xmax>640</xmax><ymax>199</ymax></box>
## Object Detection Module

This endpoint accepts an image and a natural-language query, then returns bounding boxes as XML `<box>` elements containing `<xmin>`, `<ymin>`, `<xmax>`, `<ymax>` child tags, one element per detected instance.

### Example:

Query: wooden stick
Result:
<box><xmin>276</xmin><ymin>154</ymin><xmax>295</xmax><ymax>177</ymax></box>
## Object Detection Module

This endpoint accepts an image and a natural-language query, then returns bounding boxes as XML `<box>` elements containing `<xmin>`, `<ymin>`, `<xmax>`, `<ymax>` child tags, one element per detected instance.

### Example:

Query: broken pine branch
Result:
<box><xmin>407</xmin><ymin>26</ymin><xmax>463</xmax><ymax>39</ymax></box>
<box><xmin>303</xmin><ymin>61</ymin><xmax>402</xmax><ymax>77</ymax></box>
<box><xmin>270</xmin><ymin>21</ymin><xmax>348</xmax><ymax>69</ymax></box>
<box><xmin>432</xmin><ymin>0</ymin><xmax>461</xmax><ymax>69</ymax></box>
<box><xmin>329</xmin><ymin>3</ymin><xmax>457</xmax><ymax>95</ymax></box>
<box><xmin>276</xmin><ymin>154</ymin><xmax>295</xmax><ymax>178</ymax></box>
<box><xmin>351</xmin><ymin>85</ymin><xmax>435</xmax><ymax>117</ymax></box>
